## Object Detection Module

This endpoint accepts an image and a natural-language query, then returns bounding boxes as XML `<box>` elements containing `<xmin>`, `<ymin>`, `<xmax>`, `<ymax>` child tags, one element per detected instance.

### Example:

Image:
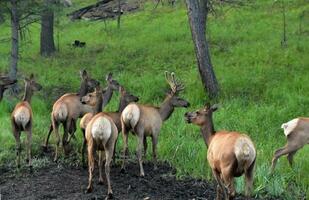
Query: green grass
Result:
<box><xmin>0</xmin><ymin>1</ymin><xmax>309</xmax><ymax>199</ymax></box>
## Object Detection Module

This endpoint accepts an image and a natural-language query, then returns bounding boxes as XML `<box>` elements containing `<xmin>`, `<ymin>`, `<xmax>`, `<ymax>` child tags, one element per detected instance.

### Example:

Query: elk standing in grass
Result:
<box><xmin>44</xmin><ymin>70</ymin><xmax>99</xmax><ymax>161</ymax></box>
<box><xmin>0</xmin><ymin>75</ymin><xmax>17</xmax><ymax>102</ymax></box>
<box><xmin>81</xmin><ymin>85</ymin><xmax>118</xmax><ymax>199</ymax></box>
<box><xmin>121</xmin><ymin>72</ymin><xmax>190</xmax><ymax>177</ymax></box>
<box><xmin>271</xmin><ymin>117</ymin><xmax>309</xmax><ymax>171</ymax></box>
<box><xmin>80</xmin><ymin>85</ymin><xmax>139</xmax><ymax>166</ymax></box>
<box><xmin>185</xmin><ymin>104</ymin><xmax>256</xmax><ymax>200</ymax></box>
<box><xmin>11</xmin><ymin>74</ymin><xmax>42</xmax><ymax>170</ymax></box>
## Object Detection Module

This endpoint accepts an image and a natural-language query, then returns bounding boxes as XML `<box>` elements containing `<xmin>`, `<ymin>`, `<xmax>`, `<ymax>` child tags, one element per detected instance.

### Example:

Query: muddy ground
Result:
<box><xmin>0</xmin><ymin>151</ymin><xmax>271</xmax><ymax>200</ymax></box>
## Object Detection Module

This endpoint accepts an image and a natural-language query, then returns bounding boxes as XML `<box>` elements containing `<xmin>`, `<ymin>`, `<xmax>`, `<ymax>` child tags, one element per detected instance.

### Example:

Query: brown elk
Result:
<box><xmin>81</xmin><ymin>85</ymin><xmax>118</xmax><ymax>199</ymax></box>
<box><xmin>11</xmin><ymin>74</ymin><xmax>42</xmax><ymax>171</ymax></box>
<box><xmin>0</xmin><ymin>75</ymin><xmax>17</xmax><ymax>101</ymax></box>
<box><xmin>120</xmin><ymin>72</ymin><xmax>190</xmax><ymax>177</ymax></box>
<box><xmin>80</xmin><ymin>85</ymin><xmax>139</xmax><ymax>166</ymax></box>
<box><xmin>44</xmin><ymin>70</ymin><xmax>99</xmax><ymax>161</ymax></box>
<box><xmin>271</xmin><ymin>117</ymin><xmax>309</xmax><ymax>171</ymax></box>
<box><xmin>184</xmin><ymin>104</ymin><xmax>256</xmax><ymax>200</ymax></box>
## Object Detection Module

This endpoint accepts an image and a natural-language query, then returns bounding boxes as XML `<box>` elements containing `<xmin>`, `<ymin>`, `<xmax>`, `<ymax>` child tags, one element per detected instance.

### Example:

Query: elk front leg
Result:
<box><xmin>151</xmin><ymin>135</ymin><xmax>158</xmax><ymax>170</ymax></box>
<box><xmin>137</xmin><ymin>134</ymin><xmax>145</xmax><ymax>177</ymax></box>
<box><xmin>212</xmin><ymin>169</ymin><xmax>227</xmax><ymax>200</ymax></box>
<box><xmin>86</xmin><ymin>144</ymin><xmax>95</xmax><ymax>193</ymax></box>
<box><xmin>105</xmin><ymin>145</ymin><xmax>114</xmax><ymax>199</ymax></box>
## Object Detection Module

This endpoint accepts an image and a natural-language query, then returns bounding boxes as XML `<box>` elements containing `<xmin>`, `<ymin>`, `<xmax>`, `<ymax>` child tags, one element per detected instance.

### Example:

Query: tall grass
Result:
<box><xmin>0</xmin><ymin>1</ymin><xmax>308</xmax><ymax>199</ymax></box>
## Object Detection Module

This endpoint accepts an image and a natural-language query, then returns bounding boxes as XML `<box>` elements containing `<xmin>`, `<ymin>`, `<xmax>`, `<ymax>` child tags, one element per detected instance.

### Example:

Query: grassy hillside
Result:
<box><xmin>0</xmin><ymin>1</ymin><xmax>308</xmax><ymax>199</ymax></box>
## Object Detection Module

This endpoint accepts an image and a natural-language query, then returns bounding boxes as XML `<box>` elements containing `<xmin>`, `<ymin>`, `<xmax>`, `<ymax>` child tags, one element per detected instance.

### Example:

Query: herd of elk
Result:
<box><xmin>185</xmin><ymin>104</ymin><xmax>256</xmax><ymax>199</ymax></box>
<box><xmin>120</xmin><ymin>72</ymin><xmax>190</xmax><ymax>176</ymax></box>
<box><xmin>43</xmin><ymin>70</ymin><xmax>99</xmax><ymax>161</ymax></box>
<box><xmin>11</xmin><ymin>74</ymin><xmax>42</xmax><ymax>171</ymax></box>
<box><xmin>1</xmin><ymin>69</ymin><xmax>307</xmax><ymax>199</ymax></box>
<box><xmin>80</xmin><ymin>85</ymin><xmax>139</xmax><ymax>167</ymax></box>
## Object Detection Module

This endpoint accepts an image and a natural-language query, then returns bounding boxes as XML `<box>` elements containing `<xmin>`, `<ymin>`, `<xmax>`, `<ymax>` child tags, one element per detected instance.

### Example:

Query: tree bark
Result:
<box><xmin>185</xmin><ymin>0</ymin><xmax>219</xmax><ymax>99</ymax></box>
<box><xmin>40</xmin><ymin>0</ymin><xmax>56</xmax><ymax>57</ymax></box>
<box><xmin>9</xmin><ymin>0</ymin><xmax>19</xmax><ymax>82</ymax></box>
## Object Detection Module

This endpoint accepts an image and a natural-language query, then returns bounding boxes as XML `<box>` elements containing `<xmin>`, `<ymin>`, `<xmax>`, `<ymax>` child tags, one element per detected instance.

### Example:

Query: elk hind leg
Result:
<box><xmin>26</xmin><ymin>129</ymin><xmax>33</xmax><ymax>172</ymax></box>
<box><xmin>245</xmin><ymin>159</ymin><xmax>255</xmax><ymax>197</ymax></box>
<box><xmin>86</xmin><ymin>144</ymin><xmax>95</xmax><ymax>193</ymax></box>
<box><xmin>105</xmin><ymin>144</ymin><xmax>114</xmax><ymax>199</ymax></box>
<box><xmin>287</xmin><ymin>150</ymin><xmax>298</xmax><ymax>167</ymax></box>
<box><xmin>271</xmin><ymin>146</ymin><xmax>293</xmax><ymax>171</ymax></box>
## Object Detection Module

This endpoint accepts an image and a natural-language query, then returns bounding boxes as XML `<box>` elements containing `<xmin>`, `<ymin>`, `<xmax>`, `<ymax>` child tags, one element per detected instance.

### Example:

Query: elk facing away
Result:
<box><xmin>44</xmin><ymin>70</ymin><xmax>99</xmax><ymax>161</ymax></box>
<box><xmin>271</xmin><ymin>117</ymin><xmax>309</xmax><ymax>171</ymax></box>
<box><xmin>81</xmin><ymin>85</ymin><xmax>118</xmax><ymax>199</ymax></box>
<box><xmin>185</xmin><ymin>104</ymin><xmax>256</xmax><ymax>200</ymax></box>
<box><xmin>11</xmin><ymin>74</ymin><xmax>42</xmax><ymax>170</ymax></box>
<box><xmin>80</xmin><ymin>85</ymin><xmax>139</xmax><ymax>166</ymax></box>
<box><xmin>0</xmin><ymin>75</ymin><xmax>17</xmax><ymax>101</ymax></box>
<box><xmin>121</xmin><ymin>72</ymin><xmax>190</xmax><ymax>177</ymax></box>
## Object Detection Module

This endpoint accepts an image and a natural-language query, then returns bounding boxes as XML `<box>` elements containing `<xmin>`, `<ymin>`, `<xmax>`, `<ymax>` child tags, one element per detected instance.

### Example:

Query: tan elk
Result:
<box><xmin>121</xmin><ymin>72</ymin><xmax>190</xmax><ymax>177</ymax></box>
<box><xmin>185</xmin><ymin>104</ymin><xmax>256</xmax><ymax>200</ymax></box>
<box><xmin>271</xmin><ymin>117</ymin><xmax>309</xmax><ymax>171</ymax></box>
<box><xmin>0</xmin><ymin>75</ymin><xmax>17</xmax><ymax>101</ymax></box>
<box><xmin>44</xmin><ymin>70</ymin><xmax>99</xmax><ymax>161</ymax></box>
<box><xmin>81</xmin><ymin>85</ymin><xmax>118</xmax><ymax>199</ymax></box>
<box><xmin>80</xmin><ymin>85</ymin><xmax>139</xmax><ymax>166</ymax></box>
<box><xmin>11</xmin><ymin>74</ymin><xmax>42</xmax><ymax>171</ymax></box>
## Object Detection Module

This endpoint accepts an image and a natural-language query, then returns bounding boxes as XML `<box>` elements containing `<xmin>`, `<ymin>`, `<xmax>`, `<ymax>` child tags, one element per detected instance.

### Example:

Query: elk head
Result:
<box><xmin>118</xmin><ymin>86</ymin><xmax>139</xmax><ymax>112</ymax></box>
<box><xmin>106</xmin><ymin>72</ymin><xmax>120</xmax><ymax>91</ymax></box>
<box><xmin>185</xmin><ymin>103</ymin><xmax>218</xmax><ymax>126</ymax></box>
<box><xmin>165</xmin><ymin>71</ymin><xmax>190</xmax><ymax>108</ymax></box>
<box><xmin>23</xmin><ymin>74</ymin><xmax>42</xmax><ymax>102</ymax></box>
<box><xmin>79</xmin><ymin>69</ymin><xmax>99</xmax><ymax>99</ymax></box>
<box><xmin>81</xmin><ymin>85</ymin><xmax>103</xmax><ymax>107</ymax></box>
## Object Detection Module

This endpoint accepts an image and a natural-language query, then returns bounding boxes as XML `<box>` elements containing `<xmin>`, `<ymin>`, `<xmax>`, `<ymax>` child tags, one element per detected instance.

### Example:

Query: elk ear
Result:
<box><xmin>204</xmin><ymin>102</ymin><xmax>211</xmax><ymax>109</ymax></box>
<box><xmin>210</xmin><ymin>104</ymin><xmax>219</xmax><ymax>112</ymax></box>
<box><xmin>106</xmin><ymin>73</ymin><xmax>112</xmax><ymax>81</ymax></box>
<box><xmin>80</xmin><ymin>69</ymin><xmax>88</xmax><ymax>80</ymax></box>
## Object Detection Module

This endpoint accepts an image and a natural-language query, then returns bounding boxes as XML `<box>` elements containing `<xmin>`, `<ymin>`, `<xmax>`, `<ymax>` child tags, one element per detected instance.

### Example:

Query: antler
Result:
<box><xmin>165</xmin><ymin>71</ymin><xmax>185</xmax><ymax>95</ymax></box>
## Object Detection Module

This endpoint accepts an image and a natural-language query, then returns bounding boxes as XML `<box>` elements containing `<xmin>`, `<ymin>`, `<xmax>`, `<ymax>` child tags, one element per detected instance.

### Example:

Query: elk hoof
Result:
<box><xmin>98</xmin><ymin>179</ymin><xmax>104</xmax><ymax>185</ymax></box>
<box><xmin>85</xmin><ymin>186</ymin><xmax>93</xmax><ymax>193</ymax></box>
<box><xmin>105</xmin><ymin>193</ymin><xmax>113</xmax><ymax>200</ymax></box>
<box><xmin>120</xmin><ymin>168</ymin><xmax>126</xmax><ymax>173</ymax></box>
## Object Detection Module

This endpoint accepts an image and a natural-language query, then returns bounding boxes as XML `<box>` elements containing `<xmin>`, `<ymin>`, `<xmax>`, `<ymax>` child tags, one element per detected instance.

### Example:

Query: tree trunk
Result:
<box><xmin>117</xmin><ymin>0</ymin><xmax>121</xmax><ymax>29</ymax></box>
<box><xmin>9</xmin><ymin>0</ymin><xmax>19</xmax><ymax>82</ymax></box>
<box><xmin>185</xmin><ymin>0</ymin><xmax>219</xmax><ymax>99</ymax></box>
<box><xmin>40</xmin><ymin>0</ymin><xmax>55</xmax><ymax>57</ymax></box>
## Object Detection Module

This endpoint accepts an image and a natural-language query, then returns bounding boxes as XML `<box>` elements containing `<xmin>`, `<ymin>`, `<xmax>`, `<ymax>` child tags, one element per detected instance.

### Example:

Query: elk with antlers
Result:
<box><xmin>271</xmin><ymin>117</ymin><xmax>309</xmax><ymax>171</ymax></box>
<box><xmin>80</xmin><ymin>85</ymin><xmax>139</xmax><ymax>166</ymax></box>
<box><xmin>11</xmin><ymin>74</ymin><xmax>42</xmax><ymax>170</ymax></box>
<box><xmin>0</xmin><ymin>75</ymin><xmax>17</xmax><ymax>102</ymax></box>
<box><xmin>81</xmin><ymin>85</ymin><xmax>118</xmax><ymax>199</ymax></box>
<box><xmin>121</xmin><ymin>72</ymin><xmax>190</xmax><ymax>177</ymax></box>
<box><xmin>44</xmin><ymin>70</ymin><xmax>99</xmax><ymax>161</ymax></box>
<box><xmin>185</xmin><ymin>104</ymin><xmax>256</xmax><ymax>199</ymax></box>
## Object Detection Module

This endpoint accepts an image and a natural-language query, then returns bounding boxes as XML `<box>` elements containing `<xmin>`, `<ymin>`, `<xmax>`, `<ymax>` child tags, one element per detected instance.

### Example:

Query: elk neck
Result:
<box><xmin>117</xmin><ymin>95</ymin><xmax>127</xmax><ymax>113</ymax></box>
<box><xmin>159</xmin><ymin>96</ymin><xmax>175</xmax><ymax>121</ymax></box>
<box><xmin>22</xmin><ymin>84</ymin><xmax>33</xmax><ymax>103</ymax></box>
<box><xmin>102</xmin><ymin>86</ymin><xmax>114</xmax><ymax>109</ymax></box>
<box><xmin>94</xmin><ymin>92</ymin><xmax>103</xmax><ymax>115</ymax></box>
<box><xmin>200</xmin><ymin>113</ymin><xmax>216</xmax><ymax>147</ymax></box>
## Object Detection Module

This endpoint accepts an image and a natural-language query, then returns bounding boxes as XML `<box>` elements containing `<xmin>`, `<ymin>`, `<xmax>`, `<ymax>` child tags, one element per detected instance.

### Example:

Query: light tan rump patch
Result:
<box><xmin>91</xmin><ymin>116</ymin><xmax>112</xmax><ymax>143</ymax></box>
<box><xmin>281</xmin><ymin>118</ymin><xmax>299</xmax><ymax>137</ymax></box>
<box><xmin>121</xmin><ymin>103</ymin><xmax>140</xmax><ymax>129</ymax></box>
<box><xmin>234</xmin><ymin>136</ymin><xmax>256</xmax><ymax>167</ymax></box>
<box><xmin>14</xmin><ymin>107</ymin><xmax>31</xmax><ymax>129</ymax></box>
